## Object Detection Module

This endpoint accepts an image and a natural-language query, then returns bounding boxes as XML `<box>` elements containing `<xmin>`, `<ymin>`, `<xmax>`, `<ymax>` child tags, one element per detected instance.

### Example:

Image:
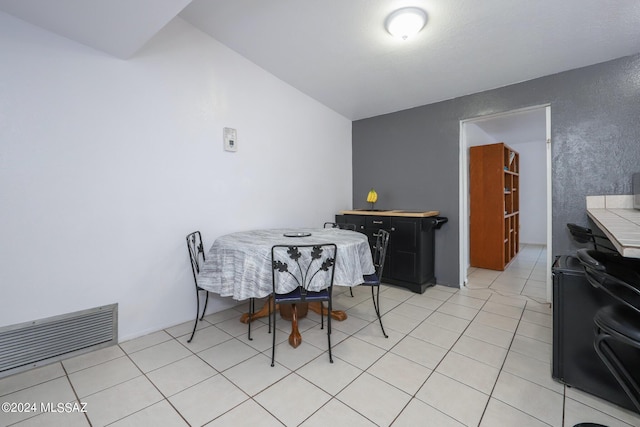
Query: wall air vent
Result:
<box><xmin>0</xmin><ymin>304</ymin><xmax>118</xmax><ymax>378</ymax></box>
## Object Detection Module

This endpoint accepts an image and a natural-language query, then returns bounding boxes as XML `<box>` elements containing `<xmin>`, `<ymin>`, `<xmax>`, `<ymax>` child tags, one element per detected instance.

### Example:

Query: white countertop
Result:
<box><xmin>586</xmin><ymin>195</ymin><xmax>640</xmax><ymax>258</ymax></box>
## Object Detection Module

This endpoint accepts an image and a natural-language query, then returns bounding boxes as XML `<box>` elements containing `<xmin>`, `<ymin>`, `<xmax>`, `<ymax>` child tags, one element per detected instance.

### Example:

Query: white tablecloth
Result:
<box><xmin>197</xmin><ymin>228</ymin><xmax>375</xmax><ymax>300</ymax></box>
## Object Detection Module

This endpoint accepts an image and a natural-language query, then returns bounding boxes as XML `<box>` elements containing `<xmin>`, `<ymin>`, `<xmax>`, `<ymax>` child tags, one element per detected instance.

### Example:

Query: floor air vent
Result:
<box><xmin>0</xmin><ymin>304</ymin><xmax>117</xmax><ymax>378</ymax></box>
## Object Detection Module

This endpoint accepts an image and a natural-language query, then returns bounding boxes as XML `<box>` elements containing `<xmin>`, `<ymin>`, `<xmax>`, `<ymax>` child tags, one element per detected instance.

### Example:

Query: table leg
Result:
<box><xmin>240</xmin><ymin>298</ymin><xmax>310</xmax><ymax>323</ymax></box>
<box><xmin>287</xmin><ymin>304</ymin><xmax>302</xmax><ymax>348</ymax></box>
<box><xmin>239</xmin><ymin>298</ymin><xmax>304</xmax><ymax>347</ymax></box>
<box><xmin>240</xmin><ymin>299</ymin><xmax>346</xmax><ymax>348</ymax></box>
<box><xmin>239</xmin><ymin>296</ymin><xmax>274</xmax><ymax>324</ymax></box>
<box><xmin>276</xmin><ymin>304</ymin><xmax>307</xmax><ymax>348</ymax></box>
<box><xmin>308</xmin><ymin>302</ymin><xmax>348</xmax><ymax>321</ymax></box>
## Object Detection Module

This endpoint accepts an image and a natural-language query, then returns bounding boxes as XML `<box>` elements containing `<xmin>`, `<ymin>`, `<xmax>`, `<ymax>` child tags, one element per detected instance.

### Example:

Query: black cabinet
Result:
<box><xmin>389</xmin><ymin>217</ymin><xmax>422</xmax><ymax>284</ymax></box>
<box><xmin>552</xmin><ymin>255</ymin><xmax>640</xmax><ymax>413</ymax></box>
<box><xmin>336</xmin><ymin>213</ymin><xmax>446</xmax><ymax>293</ymax></box>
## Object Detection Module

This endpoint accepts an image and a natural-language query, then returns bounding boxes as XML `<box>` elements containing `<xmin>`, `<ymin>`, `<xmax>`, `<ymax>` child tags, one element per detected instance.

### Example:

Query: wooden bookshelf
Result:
<box><xmin>470</xmin><ymin>142</ymin><xmax>520</xmax><ymax>270</ymax></box>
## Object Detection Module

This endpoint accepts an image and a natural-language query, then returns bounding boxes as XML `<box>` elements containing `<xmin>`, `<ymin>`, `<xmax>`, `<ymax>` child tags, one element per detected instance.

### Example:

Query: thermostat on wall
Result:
<box><xmin>223</xmin><ymin>127</ymin><xmax>237</xmax><ymax>152</ymax></box>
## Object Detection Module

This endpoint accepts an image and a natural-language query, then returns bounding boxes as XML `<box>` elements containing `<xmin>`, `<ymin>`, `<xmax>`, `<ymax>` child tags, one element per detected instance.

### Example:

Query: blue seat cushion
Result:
<box><xmin>275</xmin><ymin>287</ymin><xmax>330</xmax><ymax>304</ymax></box>
<box><xmin>361</xmin><ymin>273</ymin><xmax>380</xmax><ymax>286</ymax></box>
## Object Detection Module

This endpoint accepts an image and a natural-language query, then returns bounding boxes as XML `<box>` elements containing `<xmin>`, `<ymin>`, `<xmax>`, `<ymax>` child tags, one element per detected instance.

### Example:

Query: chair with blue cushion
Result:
<box><xmin>270</xmin><ymin>243</ymin><xmax>337</xmax><ymax>367</ymax></box>
<box><xmin>360</xmin><ymin>229</ymin><xmax>390</xmax><ymax>338</ymax></box>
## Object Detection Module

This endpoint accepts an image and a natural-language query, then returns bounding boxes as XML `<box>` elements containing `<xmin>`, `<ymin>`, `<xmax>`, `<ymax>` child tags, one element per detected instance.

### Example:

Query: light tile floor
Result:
<box><xmin>2</xmin><ymin>244</ymin><xmax>640</xmax><ymax>426</ymax></box>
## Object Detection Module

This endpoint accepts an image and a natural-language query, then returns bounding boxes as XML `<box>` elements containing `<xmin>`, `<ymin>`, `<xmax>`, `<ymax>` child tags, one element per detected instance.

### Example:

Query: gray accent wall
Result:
<box><xmin>353</xmin><ymin>53</ymin><xmax>640</xmax><ymax>287</ymax></box>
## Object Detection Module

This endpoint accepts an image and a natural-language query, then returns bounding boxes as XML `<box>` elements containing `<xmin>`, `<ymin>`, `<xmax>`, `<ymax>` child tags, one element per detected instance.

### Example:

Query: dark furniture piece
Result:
<box><xmin>336</xmin><ymin>213</ymin><xmax>447</xmax><ymax>293</ymax></box>
<box><xmin>324</xmin><ymin>222</ymin><xmax>356</xmax><ymax>230</ymax></box>
<box><xmin>577</xmin><ymin>248</ymin><xmax>640</xmax><ymax>413</ymax></box>
<box><xmin>359</xmin><ymin>229</ymin><xmax>390</xmax><ymax>337</ymax></box>
<box><xmin>567</xmin><ymin>223</ymin><xmax>616</xmax><ymax>253</ymax></box>
<box><xmin>270</xmin><ymin>243</ymin><xmax>337</xmax><ymax>366</ymax></box>
<box><xmin>185</xmin><ymin>231</ymin><xmax>209</xmax><ymax>343</ymax></box>
<box><xmin>552</xmin><ymin>253</ymin><xmax>640</xmax><ymax>413</ymax></box>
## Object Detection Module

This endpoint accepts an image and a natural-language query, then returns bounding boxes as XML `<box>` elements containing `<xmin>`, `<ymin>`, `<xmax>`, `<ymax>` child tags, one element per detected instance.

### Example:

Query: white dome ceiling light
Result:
<box><xmin>385</xmin><ymin>7</ymin><xmax>427</xmax><ymax>40</ymax></box>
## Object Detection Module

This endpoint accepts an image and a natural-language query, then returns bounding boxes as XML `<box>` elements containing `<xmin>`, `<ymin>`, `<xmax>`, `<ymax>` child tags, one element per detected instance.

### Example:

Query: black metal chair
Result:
<box><xmin>567</xmin><ymin>223</ymin><xmax>616</xmax><ymax>252</ymax></box>
<box><xmin>324</xmin><ymin>222</ymin><xmax>356</xmax><ymax>231</ymax></box>
<box><xmin>358</xmin><ymin>229</ymin><xmax>390</xmax><ymax>338</ymax></box>
<box><xmin>577</xmin><ymin>248</ymin><xmax>640</xmax><ymax>413</ymax></box>
<box><xmin>324</xmin><ymin>222</ymin><xmax>360</xmax><ymax>297</ymax></box>
<box><xmin>187</xmin><ymin>231</ymin><xmax>257</xmax><ymax>342</ymax></box>
<box><xmin>325</xmin><ymin>222</ymin><xmax>359</xmax><ymax>298</ymax></box>
<box><xmin>270</xmin><ymin>243</ymin><xmax>337</xmax><ymax>366</ymax></box>
<box><xmin>186</xmin><ymin>231</ymin><xmax>210</xmax><ymax>343</ymax></box>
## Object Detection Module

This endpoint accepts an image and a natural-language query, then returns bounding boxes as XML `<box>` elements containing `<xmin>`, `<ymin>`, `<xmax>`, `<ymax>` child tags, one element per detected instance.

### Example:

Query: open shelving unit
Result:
<box><xmin>470</xmin><ymin>142</ymin><xmax>520</xmax><ymax>270</ymax></box>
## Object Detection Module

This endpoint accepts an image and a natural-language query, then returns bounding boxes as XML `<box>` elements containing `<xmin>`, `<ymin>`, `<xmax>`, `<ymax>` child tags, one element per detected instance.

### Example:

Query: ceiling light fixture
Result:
<box><xmin>385</xmin><ymin>7</ymin><xmax>427</xmax><ymax>40</ymax></box>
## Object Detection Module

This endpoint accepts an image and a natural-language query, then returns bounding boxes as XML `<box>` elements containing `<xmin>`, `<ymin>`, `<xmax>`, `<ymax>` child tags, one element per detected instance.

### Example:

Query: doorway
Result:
<box><xmin>459</xmin><ymin>105</ymin><xmax>552</xmax><ymax>302</ymax></box>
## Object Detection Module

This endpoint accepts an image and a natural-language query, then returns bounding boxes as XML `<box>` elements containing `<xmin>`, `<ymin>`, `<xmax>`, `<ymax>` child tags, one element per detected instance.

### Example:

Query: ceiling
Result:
<box><xmin>1</xmin><ymin>0</ymin><xmax>640</xmax><ymax>122</ymax></box>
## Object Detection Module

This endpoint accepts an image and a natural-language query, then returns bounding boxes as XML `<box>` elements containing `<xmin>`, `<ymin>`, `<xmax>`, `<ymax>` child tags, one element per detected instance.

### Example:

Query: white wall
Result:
<box><xmin>0</xmin><ymin>13</ymin><xmax>353</xmax><ymax>341</ymax></box>
<box><xmin>466</xmin><ymin>123</ymin><xmax>497</xmax><ymax>147</ymax></box>
<box><xmin>511</xmin><ymin>140</ymin><xmax>547</xmax><ymax>244</ymax></box>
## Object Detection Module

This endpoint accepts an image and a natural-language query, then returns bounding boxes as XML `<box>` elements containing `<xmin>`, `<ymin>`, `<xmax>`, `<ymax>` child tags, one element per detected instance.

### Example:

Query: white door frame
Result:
<box><xmin>545</xmin><ymin>106</ymin><xmax>552</xmax><ymax>302</ymax></box>
<box><xmin>459</xmin><ymin>105</ymin><xmax>552</xmax><ymax>302</ymax></box>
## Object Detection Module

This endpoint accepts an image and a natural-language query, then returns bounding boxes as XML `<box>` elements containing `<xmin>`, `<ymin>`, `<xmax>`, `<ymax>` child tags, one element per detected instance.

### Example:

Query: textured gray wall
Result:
<box><xmin>353</xmin><ymin>53</ymin><xmax>640</xmax><ymax>287</ymax></box>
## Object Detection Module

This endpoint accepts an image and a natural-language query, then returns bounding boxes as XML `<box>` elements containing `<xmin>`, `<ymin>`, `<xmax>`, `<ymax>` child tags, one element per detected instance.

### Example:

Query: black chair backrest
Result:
<box><xmin>576</xmin><ymin>248</ymin><xmax>640</xmax><ymax>315</ymax></box>
<box><xmin>567</xmin><ymin>223</ymin><xmax>616</xmax><ymax>252</ymax></box>
<box><xmin>372</xmin><ymin>229</ymin><xmax>390</xmax><ymax>278</ymax></box>
<box><xmin>567</xmin><ymin>223</ymin><xmax>595</xmax><ymax>244</ymax></box>
<box><xmin>271</xmin><ymin>244</ymin><xmax>337</xmax><ymax>297</ymax></box>
<box><xmin>324</xmin><ymin>222</ymin><xmax>356</xmax><ymax>231</ymax></box>
<box><xmin>186</xmin><ymin>231</ymin><xmax>205</xmax><ymax>286</ymax></box>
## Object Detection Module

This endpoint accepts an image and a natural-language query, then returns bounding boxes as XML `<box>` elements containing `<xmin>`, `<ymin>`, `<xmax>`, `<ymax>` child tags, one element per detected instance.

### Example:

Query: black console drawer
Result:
<box><xmin>366</xmin><ymin>216</ymin><xmax>391</xmax><ymax>229</ymax></box>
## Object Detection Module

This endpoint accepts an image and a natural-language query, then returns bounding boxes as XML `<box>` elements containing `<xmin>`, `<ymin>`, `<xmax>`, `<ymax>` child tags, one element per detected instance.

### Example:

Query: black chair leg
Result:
<box><xmin>187</xmin><ymin>318</ymin><xmax>198</xmax><ymax>343</ymax></box>
<box><xmin>268</xmin><ymin>297</ymin><xmax>272</xmax><ymax>333</ymax></box>
<box><xmin>371</xmin><ymin>286</ymin><xmax>388</xmax><ymax>338</ymax></box>
<box><xmin>271</xmin><ymin>303</ymin><xmax>277</xmax><ymax>367</ymax></box>
<box><xmin>349</xmin><ymin>287</ymin><xmax>354</xmax><ymax>297</ymax></box>
<box><xmin>594</xmin><ymin>332</ymin><xmax>640</xmax><ymax>411</ymax></box>
<box><xmin>327</xmin><ymin>302</ymin><xmax>333</xmax><ymax>363</ymax></box>
<box><xmin>200</xmin><ymin>291</ymin><xmax>209</xmax><ymax>320</ymax></box>
<box><xmin>248</xmin><ymin>298</ymin><xmax>254</xmax><ymax>341</ymax></box>
<box><xmin>188</xmin><ymin>290</ymin><xmax>201</xmax><ymax>343</ymax></box>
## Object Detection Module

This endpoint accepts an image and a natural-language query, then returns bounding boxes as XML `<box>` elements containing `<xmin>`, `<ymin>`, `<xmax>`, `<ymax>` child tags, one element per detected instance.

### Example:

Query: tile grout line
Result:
<box><xmin>475</xmin><ymin>298</ymin><xmax>533</xmax><ymax>426</ymax></box>
<box><xmin>246</xmin><ymin>286</ymin><xmax>420</xmax><ymax>426</ymax></box>
<box><xmin>386</xmin><ymin>288</ymin><xmax>485</xmax><ymax>426</ymax></box>
<box><xmin>307</xmin><ymin>287</ymin><xmax>420</xmax><ymax>427</ymax></box>
<box><xmin>60</xmin><ymin>362</ymin><xmax>94</xmax><ymax>427</ymax></box>
<box><xmin>105</xmin><ymin>343</ymin><xmax>193</xmax><ymax>427</ymax></box>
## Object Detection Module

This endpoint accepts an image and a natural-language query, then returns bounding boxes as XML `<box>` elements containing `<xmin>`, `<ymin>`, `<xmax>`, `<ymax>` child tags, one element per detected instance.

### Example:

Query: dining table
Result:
<box><xmin>196</xmin><ymin>227</ymin><xmax>375</xmax><ymax>347</ymax></box>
